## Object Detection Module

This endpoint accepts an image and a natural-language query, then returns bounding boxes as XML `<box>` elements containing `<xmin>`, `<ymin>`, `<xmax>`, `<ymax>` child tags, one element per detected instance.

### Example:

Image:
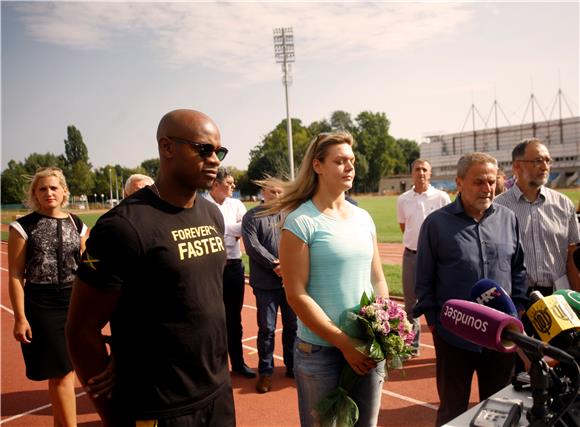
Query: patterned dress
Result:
<box><xmin>10</xmin><ymin>212</ymin><xmax>86</xmax><ymax>380</ymax></box>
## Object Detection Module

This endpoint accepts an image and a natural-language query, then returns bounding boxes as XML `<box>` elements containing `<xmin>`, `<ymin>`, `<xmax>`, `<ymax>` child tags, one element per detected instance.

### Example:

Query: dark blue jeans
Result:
<box><xmin>253</xmin><ymin>287</ymin><xmax>297</xmax><ymax>376</ymax></box>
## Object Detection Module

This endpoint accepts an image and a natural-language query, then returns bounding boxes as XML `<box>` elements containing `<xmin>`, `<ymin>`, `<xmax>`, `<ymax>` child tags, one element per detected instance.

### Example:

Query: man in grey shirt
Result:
<box><xmin>242</xmin><ymin>179</ymin><xmax>297</xmax><ymax>393</ymax></box>
<box><xmin>495</xmin><ymin>138</ymin><xmax>580</xmax><ymax>294</ymax></box>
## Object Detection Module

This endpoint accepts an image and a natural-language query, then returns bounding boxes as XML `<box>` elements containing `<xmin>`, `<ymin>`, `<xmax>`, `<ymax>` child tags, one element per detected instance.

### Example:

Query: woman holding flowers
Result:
<box><xmin>274</xmin><ymin>131</ymin><xmax>389</xmax><ymax>426</ymax></box>
<box><xmin>8</xmin><ymin>167</ymin><xmax>88</xmax><ymax>426</ymax></box>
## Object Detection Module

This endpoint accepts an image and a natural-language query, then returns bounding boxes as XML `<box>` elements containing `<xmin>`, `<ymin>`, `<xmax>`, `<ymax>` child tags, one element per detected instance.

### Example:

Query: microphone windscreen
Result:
<box><xmin>440</xmin><ymin>299</ymin><xmax>523</xmax><ymax>352</ymax></box>
<box><xmin>471</xmin><ymin>278</ymin><xmax>518</xmax><ymax>317</ymax></box>
<box><xmin>553</xmin><ymin>290</ymin><xmax>580</xmax><ymax>317</ymax></box>
<box><xmin>526</xmin><ymin>294</ymin><xmax>580</xmax><ymax>344</ymax></box>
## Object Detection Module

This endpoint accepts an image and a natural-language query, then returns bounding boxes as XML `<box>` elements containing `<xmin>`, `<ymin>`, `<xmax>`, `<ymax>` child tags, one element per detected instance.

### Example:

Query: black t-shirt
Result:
<box><xmin>77</xmin><ymin>187</ymin><xmax>228</xmax><ymax>419</ymax></box>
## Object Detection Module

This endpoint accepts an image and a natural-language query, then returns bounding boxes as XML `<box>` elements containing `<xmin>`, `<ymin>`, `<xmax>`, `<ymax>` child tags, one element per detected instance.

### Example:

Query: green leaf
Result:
<box><xmin>368</xmin><ymin>337</ymin><xmax>385</xmax><ymax>361</ymax></box>
<box><xmin>360</xmin><ymin>291</ymin><xmax>372</xmax><ymax>307</ymax></box>
<box><xmin>316</xmin><ymin>385</ymin><xmax>359</xmax><ymax>427</ymax></box>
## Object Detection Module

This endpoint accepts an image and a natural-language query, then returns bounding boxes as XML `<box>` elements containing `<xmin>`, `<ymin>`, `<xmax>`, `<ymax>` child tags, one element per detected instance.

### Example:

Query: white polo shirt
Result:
<box><xmin>396</xmin><ymin>185</ymin><xmax>451</xmax><ymax>251</ymax></box>
<box><xmin>204</xmin><ymin>193</ymin><xmax>247</xmax><ymax>260</ymax></box>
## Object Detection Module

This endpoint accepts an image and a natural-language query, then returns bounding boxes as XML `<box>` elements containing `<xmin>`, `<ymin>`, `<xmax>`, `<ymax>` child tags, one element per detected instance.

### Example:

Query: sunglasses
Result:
<box><xmin>167</xmin><ymin>136</ymin><xmax>229</xmax><ymax>161</ymax></box>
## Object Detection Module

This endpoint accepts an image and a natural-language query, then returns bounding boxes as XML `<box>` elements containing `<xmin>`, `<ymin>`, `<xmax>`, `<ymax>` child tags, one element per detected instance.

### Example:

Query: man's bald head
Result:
<box><xmin>156</xmin><ymin>109</ymin><xmax>220</xmax><ymax>143</ymax></box>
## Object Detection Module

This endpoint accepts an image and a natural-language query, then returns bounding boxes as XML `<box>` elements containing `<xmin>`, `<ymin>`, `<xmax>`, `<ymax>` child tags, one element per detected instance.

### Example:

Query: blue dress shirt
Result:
<box><xmin>413</xmin><ymin>196</ymin><xmax>528</xmax><ymax>352</ymax></box>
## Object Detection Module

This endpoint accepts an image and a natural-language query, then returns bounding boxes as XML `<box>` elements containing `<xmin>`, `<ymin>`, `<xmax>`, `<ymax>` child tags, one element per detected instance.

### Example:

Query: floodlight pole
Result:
<box><xmin>273</xmin><ymin>27</ymin><xmax>295</xmax><ymax>180</ymax></box>
<box><xmin>108</xmin><ymin>167</ymin><xmax>113</xmax><ymax>205</ymax></box>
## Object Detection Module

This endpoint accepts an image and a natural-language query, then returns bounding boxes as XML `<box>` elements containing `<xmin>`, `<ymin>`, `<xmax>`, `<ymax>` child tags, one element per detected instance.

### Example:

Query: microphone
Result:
<box><xmin>526</xmin><ymin>291</ymin><xmax>580</xmax><ymax>350</ymax></box>
<box><xmin>471</xmin><ymin>278</ymin><xmax>518</xmax><ymax>317</ymax></box>
<box><xmin>554</xmin><ymin>289</ymin><xmax>580</xmax><ymax>317</ymax></box>
<box><xmin>471</xmin><ymin>279</ymin><xmax>533</xmax><ymax>370</ymax></box>
<box><xmin>440</xmin><ymin>299</ymin><xmax>575</xmax><ymax>364</ymax></box>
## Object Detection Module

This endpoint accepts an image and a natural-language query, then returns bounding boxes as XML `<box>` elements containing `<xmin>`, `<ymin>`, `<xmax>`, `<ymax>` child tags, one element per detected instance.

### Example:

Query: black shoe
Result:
<box><xmin>232</xmin><ymin>363</ymin><xmax>256</xmax><ymax>378</ymax></box>
<box><xmin>285</xmin><ymin>369</ymin><xmax>294</xmax><ymax>378</ymax></box>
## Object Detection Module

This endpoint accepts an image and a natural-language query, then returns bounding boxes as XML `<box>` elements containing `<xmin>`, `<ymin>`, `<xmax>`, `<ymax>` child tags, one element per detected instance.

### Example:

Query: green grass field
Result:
<box><xmin>3</xmin><ymin>188</ymin><xmax>578</xmax><ymax>297</ymax></box>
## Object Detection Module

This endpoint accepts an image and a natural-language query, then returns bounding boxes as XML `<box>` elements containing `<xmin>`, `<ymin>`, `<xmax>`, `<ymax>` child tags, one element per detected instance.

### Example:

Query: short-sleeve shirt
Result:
<box><xmin>10</xmin><ymin>212</ymin><xmax>87</xmax><ymax>285</ymax></box>
<box><xmin>397</xmin><ymin>185</ymin><xmax>451</xmax><ymax>251</ymax></box>
<box><xmin>495</xmin><ymin>184</ymin><xmax>580</xmax><ymax>288</ymax></box>
<box><xmin>76</xmin><ymin>187</ymin><xmax>228</xmax><ymax>419</ymax></box>
<box><xmin>204</xmin><ymin>194</ymin><xmax>247</xmax><ymax>260</ymax></box>
<box><xmin>283</xmin><ymin>200</ymin><xmax>376</xmax><ymax>347</ymax></box>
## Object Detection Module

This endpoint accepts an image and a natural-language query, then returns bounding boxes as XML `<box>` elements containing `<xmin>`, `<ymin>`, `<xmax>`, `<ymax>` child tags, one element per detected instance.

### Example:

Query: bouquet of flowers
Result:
<box><xmin>315</xmin><ymin>291</ymin><xmax>416</xmax><ymax>427</ymax></box>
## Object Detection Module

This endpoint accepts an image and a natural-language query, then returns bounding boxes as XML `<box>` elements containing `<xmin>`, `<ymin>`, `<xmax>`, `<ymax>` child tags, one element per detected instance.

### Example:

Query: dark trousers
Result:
<box><xmin>253</xmin><ymin>287</ymin><xmax>297</xmax><ymax>376</ymax></box>
<box><xmin>433</xmin><ymin>329</ymin><xmax>515</xmax><ymax>426</ymax></box>
<box><xmin>144</xmin><ymin>384</ymin><xmax>236</xmax><ymax>427</ymax></box>
<box><xmin>402</xmin><ymin>248</ymin><xmax>420</xmax><ymax>350</ymax></box>
<box><xmin>223</xmin><ymin>261</ymin><xmax>246</xmax><ymax>369</ymax></box>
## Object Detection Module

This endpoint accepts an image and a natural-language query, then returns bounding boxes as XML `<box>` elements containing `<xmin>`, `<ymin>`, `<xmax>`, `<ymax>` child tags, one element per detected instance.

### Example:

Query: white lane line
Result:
<box><xmin>242</xmin><ymin>328</ymin><xmax>437</xmax><ymax>411</ymax></box>
<box><xmin>1</xmin><ymin>291</ymin><xmax>437</xmax><ymax>419</ymax></box>
<box><xmin>0</xmin><ymin>391</ymin><xmax>87</xmax><ymax>424</ymax></box>
<box><xmin>1</xmin><ymin>267</ymin><xmax>7</xmax><ymax>272</ymax></box>
<box><xmin>242</xmin><ymin>340</ymin><xmax>437</xmax><ymax>410</ymax></box>
<box><xmin>244</xmin><ymin>304</ymin><xmax>433</xmax><ymax>352</ymax></box>
<box><xmin>1</xmin><ymin>304</ymin><xmax>14</xmax><ymax>315</ymax></box>
<box><xmin>381</xmin><ymin>389</ymin><xmax>438</xmax><ymax>411</ymax></box>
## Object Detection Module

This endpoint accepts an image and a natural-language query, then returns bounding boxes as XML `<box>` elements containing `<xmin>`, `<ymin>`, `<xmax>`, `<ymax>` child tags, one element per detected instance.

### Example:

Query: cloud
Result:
<box><xmin>15</xmin><ymin>2</ymin><xmax>472</xmax><ymax>83</ymax></box>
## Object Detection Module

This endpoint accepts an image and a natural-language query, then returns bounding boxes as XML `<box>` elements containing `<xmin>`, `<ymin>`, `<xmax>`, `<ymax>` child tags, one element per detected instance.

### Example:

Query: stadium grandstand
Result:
<box><xmin>380</xmin><ymin>90</ymin><xmax>579</xmax><ymax>194</ymax></box>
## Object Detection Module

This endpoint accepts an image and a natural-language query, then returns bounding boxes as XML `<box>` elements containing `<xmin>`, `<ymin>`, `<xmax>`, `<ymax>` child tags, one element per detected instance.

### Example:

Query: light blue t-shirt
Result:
<box><xmin>283</xmin><ymin>199</ymin><xmax>377</xmax><ymax>346</ymax></box>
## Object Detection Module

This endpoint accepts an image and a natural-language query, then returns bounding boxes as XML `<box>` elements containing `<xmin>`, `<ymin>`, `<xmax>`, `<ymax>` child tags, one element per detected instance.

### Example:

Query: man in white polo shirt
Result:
<box><xmin>206</xmin><ymin>168</ymin><xmax>256</xmax><ymax>378</ymax></box>
<box><xmin>397</xmin><ymin>159</ymin><xmax>451</xmax><ymax>356</ymax></box>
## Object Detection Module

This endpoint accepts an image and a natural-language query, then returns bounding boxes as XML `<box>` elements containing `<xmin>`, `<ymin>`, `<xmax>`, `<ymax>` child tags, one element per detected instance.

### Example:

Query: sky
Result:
<box><xmin>2</xmin><ymin>1</ymin><xmax>579</xmax><ymax>172</ymax></box>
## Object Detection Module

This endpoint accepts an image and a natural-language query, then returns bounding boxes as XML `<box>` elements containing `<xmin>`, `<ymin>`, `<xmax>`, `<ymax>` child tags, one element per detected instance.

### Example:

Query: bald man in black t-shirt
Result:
<box><xmin>67</xmin><ymin>109</ymin><xmax>235</xmax><ymax>426</ymax></box>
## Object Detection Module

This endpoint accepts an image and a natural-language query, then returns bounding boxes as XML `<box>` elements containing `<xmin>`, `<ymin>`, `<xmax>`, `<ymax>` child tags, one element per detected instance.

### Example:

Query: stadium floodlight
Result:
<box><xmin>273</xmin><ymin>27</ymin><xmax>295</xmax><ymax>180</ymax></box>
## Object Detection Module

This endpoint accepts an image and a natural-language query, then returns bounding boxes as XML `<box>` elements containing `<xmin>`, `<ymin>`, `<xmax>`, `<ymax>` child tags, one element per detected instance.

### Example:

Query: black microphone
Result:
<box><xmin>471</xmin><ymin>278</ymin><xmax>518</xmax><ymax>317</ymax></box>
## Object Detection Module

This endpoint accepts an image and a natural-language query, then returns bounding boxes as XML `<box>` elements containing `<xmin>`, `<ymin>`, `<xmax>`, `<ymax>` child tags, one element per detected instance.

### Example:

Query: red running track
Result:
<box><xmin>1</xmin><ymin>241</ymin><xmax>481</xmax><ymax>426</ymax></box>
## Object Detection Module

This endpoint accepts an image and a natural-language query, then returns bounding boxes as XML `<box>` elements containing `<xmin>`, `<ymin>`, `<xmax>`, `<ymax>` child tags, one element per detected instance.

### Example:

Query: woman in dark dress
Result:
<box><xmin>8</xmin><ymin>167</ymin><xmax>87</xmax><ymax>426</ymax></box>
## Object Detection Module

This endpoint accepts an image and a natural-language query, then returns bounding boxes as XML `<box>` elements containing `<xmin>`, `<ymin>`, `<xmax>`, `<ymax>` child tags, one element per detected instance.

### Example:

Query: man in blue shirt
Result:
<box><xmin>242</xmin><ymin>179</ymin><xmax>297</xmax><ymax>393</ymax></box>
<box><xmin>413</xmin><ymin>152</ymin><xmax>527</xmax><ymax>426</ymax></box>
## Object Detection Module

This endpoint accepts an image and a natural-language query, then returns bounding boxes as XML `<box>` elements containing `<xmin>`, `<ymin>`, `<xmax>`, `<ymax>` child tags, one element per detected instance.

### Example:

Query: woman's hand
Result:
<box><xmin>13</xmin><ymin>318</ymin><xmax>32</xmax><ymax>344</ymax></box>
<box><xmin>341</xmin><ymin>341</ymin><xmax>377</xmax><ymax>376</ymax></box>
<box><xmin>86</xmin><ymin>356</ymin><xmax>115</xmax><ymax>399</ymax></box>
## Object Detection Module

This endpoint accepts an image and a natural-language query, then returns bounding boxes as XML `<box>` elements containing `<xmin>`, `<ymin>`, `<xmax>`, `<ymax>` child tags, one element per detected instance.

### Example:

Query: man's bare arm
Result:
<box><xmin>66</xmin><ymin>278</ymin><xmax>121</xmax><ymax>425</ymax></box>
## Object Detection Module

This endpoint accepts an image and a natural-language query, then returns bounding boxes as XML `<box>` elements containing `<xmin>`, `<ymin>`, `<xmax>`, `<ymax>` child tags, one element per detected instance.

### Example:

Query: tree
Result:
<box><xmin>1</xmin><ymin>160</ymin><xmax>28</xmax><ymax>204</ymax></box>
<box><xmin>67</xmin><ymin>161</ymin><xmax>95</xmax><ymax>198</ymax></box>
<box><xmin>1</xmin><ymin>153</ymin><xmax>68</xmax><ymax>205</ymax></box>
<box><xmin>330</xmin><ymin>110</ymin><xmax>355</xmax><ymax>132</ymax></box>
<box><xmin>246</xmin><ymin>118</ymin><xmax>311</xmax><ymax>192</ymax></box>
<box><xmin>354</xmin><ymin>111</ymin><xmax>405</xmax><ymax>191</ymax></box>
<box><xmin>64</xmin><ymin>125</ymin><xmax>90</xmax><ymax>166</ymax></box>
<box><xmin>141</xmin><ymin>159</ymin><xmax>160</xmax><ymax>179</ymax></box>
<box><xmin>396</xmin><ymin>138</ymin><xmax>420</xmax><ymax>174</ymax></box>
<box><xmin>245</xmin><ymin>111</ymin><xmax>417</xmax><ymax>194</ymax></box>
<box><xmin>307</xmin><ymin>119</ymin><xmax>331</xmax><ymax>136</ymax></box>
<box><xmin>23</xmin><ymin>153</ymin><xmax>66</xmax><ymax>174</ymax></box>
<box><xmin>62</xmin><ymin>125</ymin><xmax>94</xmax><ymax>197</ymax></box>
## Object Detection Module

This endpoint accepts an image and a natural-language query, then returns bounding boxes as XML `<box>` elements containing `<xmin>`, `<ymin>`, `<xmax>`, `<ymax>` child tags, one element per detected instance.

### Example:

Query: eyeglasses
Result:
<box><xmin>167</xmin><ymin>136</ymin><xmax>228</xmax><ymax>161</ymax></box>
<box><xmin>516</xmin><ymin>158</ymin><xmax>552</xmax><ymax>167</ymax></box>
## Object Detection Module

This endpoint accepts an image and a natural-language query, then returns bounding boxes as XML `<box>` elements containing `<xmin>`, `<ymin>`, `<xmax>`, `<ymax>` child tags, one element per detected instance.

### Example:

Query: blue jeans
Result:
<box><xmin>253</xmin><ymin>287</ymin><xmax>297</xmax><ymax>375</ymax></box>
<box><xmin>294</xmin><ymin>338</ymin><xmax>386</xmax><ymax>427</ymax></box>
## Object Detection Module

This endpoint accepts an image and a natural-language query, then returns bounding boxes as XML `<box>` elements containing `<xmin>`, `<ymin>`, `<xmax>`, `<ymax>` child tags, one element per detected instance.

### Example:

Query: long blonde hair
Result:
<box><xmin>26</xmin><ymin>167</ymin><xmax>69</xmax><ymax>211</ymax></box>
<box><xmin>264</xmin><ymin>131</ymin><xmax>354</xmax><ymax>215</ymax></box>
